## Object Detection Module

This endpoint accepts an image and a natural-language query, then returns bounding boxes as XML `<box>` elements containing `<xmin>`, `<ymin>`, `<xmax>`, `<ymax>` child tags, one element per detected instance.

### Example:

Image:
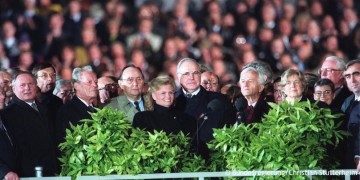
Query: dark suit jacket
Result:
<box><xmin>1</xmin><ymin>96</ymin><xmax>57</xmax><ymax>177</ymax></box>
<box><xmin>0</xmin><ymin>119</ymin><xmax>17</xmax><ymax>179</ymax></box>
<box><xmin>331</xmin><ymin>86</ymin><xmax>352</xmax><ymax>111</ymax></box>
<box><xmin>236</xmin><ymin>96</ymin><xmax>270</xmax><ymax>124</ymax></box>
<box><xmin>133</xmin><ymin>104</ymin><xmax>196</xmax><ymax>136</ymax></box>
<box><xmin>40</xmin><ymin>92</ymin><xmax>63</xmax><ymax>142</ymax></box>
<box><xmin>56</xmin><ymin>96</ymin><xmax>94</xmax><ymax>145</ymax></box>
<box><xmin>174</xmin><ymin>87</ymin><xmax>236</xmax><ymax>159</ymax></box>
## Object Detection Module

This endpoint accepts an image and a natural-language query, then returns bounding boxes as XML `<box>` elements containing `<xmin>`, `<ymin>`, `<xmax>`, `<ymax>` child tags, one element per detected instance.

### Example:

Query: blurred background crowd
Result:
<box><xmin>0</xmin><ymin>0</ymin><xmax>360</xmax><ymax>86</ymax></box>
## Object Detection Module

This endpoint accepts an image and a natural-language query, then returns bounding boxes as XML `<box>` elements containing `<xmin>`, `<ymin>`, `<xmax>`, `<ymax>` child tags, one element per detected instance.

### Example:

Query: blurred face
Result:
<box><xmin>119</xmin><ymin>67</ymin><xmax>144</xmax><ymax>100</ymax></box>
<box><xmin>320</xmin><ymin>59</ymin><xmax>343</xmax><ymax>88</ymax></box>
<box><xmin>239</xmin><ymin>70</ymin><xmax>264</xmax><ymax>98</ymax></box>
<box><xmin>36</xmin><ymin>67</ymin><xmax>56</xmax><ymax>93</ymax></box>
<box><xmin>283</xmin><ymin>75</ymin><xmax>304</xmax><ymax>99</ymax></box>
<box><xmin>12</xmin><ymin>73</ymin><xmax>37</xmax><ymax>102</ymax></box>
<box><xmin>152</xmin><ymin>84</ymin><xmax>174</xmax><ymax>108</ymax></box>
<box><xmin>344</xmin><ymin>63</ymin><xmax>360</xmax><ymax>95</ymax></box>
<box><xmin>201</xmin><ymin>72</ymin><xmax>219</xmax><ymax>92</ymax></box>
<box><xmin>273</xmin><ymin>82</ymin><xmax>283</xmax><ymax>104</ymax></box>
<box><xmin>177</xmin><ymin>60</ymin><xmax>201</xmax><ymax>93</ymax></box>
<box><xmin>0</xmin><ymin>87</ymin><xmax>5</xmax><ymax>109</ymax></box>
<box><xmin>56</xmin><ymin>84</ymin><xmax>73</xmax><ymax>103</ymax></box>
<box><xmin>313</xmin><ymin>85</ymin><xmax>334</xmax><ymax>105</ymax></box>
<box><xmin>74</xmin><ymin>71</ymin><xmax>98</xmax><ymax>101</ymax></box>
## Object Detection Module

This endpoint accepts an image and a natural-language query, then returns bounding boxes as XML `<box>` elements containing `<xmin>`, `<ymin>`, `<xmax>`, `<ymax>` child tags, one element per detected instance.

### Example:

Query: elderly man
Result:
<box><xmin>97</xmin><ymin>76</ymin><xmax>120</xmax><ymax>105</ymax></box>
<box><xmin>320</xmin><ymin>56</ymin><xmax>352</xmax><ymax>109</ymax></box>
<box><xmin>106</xmin><ymin>65</ymin><xmax>153</xmax><ymax>123</ymax></box>
<box><xmin>237</xmin><ymin>67</ymin><xmax>270</xmax><ymax>124</ymax></box>
<box><xmin>56</xmin><ymin>67</ymin><xmax>98</xmax><ymax>144</ymax></box>
<box><xmin>53</xmin><ymin>79</ymin><xmax>74</xmax><ymax>104</ymax></box>
<box><xmin>200</xmin><ymin>71</ymin><xmax>220</xmax><ymax>92</ymax></box>
<box><xmin>174</xmin><ymin>58</ymin><xmax>236</xmax><ymax>159</ymax></box>
<box><xmin>341</xmin><ymin>59</ymin><xmax>360</xmax><ymax>172</ymax></box>
<box><xmin>0</xmin><ymin>70</ymin><xmax>13</xmax><ymax>106</ymax></box>
<box><xmin>1</xmin><ymin>71</ymin><xmax>57</xmax><ymax>177</ymax></box>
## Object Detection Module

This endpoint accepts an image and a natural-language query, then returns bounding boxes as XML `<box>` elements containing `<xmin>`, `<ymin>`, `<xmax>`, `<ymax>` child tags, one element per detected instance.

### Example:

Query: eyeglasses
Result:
<box><xmin>120</xmin><ymin>77</ymin><xmax>143</xmax><ymax>84</ymax></box>
<box><xmin>178</xmin><ymin>70</ymin><xmax>201</xmax><ymax>77</ymax></box>
<box><xmin>37</xmin><ymin>73</ymin><xmax>56</xmax><ymax>79</ymax></box>
<box><xmin>314</xmin><ymin>90</ymin><xmax>332</xmax><ymax>96</ymax></box>
<box><xmin>98</xmin><ymin>83</ymin><xmax>119</xmax><ymax>91</ymax></box>
<box><xmin>344</xmin><ymin>71</ymin><xmax>360</xmax><ymax>79</ymax></box>
<box><xmin>318</xmin><ymin>68</ymin><xmax>342</xmax><ymax>75</ymax></box>
<box><xmin>201</xmin><ymin>80</ymin><xmax>218</xmax><ymax>86</ymax></box>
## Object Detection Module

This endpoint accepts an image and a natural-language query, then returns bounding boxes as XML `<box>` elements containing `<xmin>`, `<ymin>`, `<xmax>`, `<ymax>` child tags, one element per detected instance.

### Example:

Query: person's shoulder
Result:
<box><xmin>105</xmin><ymin>95</ymin><xmax>125</xmax><ymax>107</ymax></box>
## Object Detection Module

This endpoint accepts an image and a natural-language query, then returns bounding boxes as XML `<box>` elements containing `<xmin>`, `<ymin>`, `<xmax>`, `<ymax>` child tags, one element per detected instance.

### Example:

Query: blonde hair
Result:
<box><xmin>148</xmin><ymin>75</ymin><xmax>176</xmax><ymax>93</ymax></box>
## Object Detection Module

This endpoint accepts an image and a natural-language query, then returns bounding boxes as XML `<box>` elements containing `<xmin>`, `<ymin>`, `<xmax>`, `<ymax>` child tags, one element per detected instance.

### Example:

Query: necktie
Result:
<box><xmin>134</xmin><ymin>101</ymin><xmax>141</xmax><ymax>112</ymax></box>
<box><xmin>245</xmin><ymin>105</ymin><xmax>254</xmax><ymax>123</ymax></box>
<box><xmin>31</xmin><ymin>102</ymin><xmax>39</xmax><ymax>112</ymax></box>
<box><xmin>185</xmin><ymin>93</ymin><xmax>192</xmax><ymax>99</ymax></box>
<box><xmin>88</xmin><ymin>105</ymin><xmax>96</xmax><ymax>112</ymax></box>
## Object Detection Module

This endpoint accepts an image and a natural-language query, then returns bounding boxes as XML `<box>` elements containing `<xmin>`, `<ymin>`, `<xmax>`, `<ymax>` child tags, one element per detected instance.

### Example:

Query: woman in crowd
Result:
<box><xmin>313</xmin><ymin>78</ymin><xmax>335</xmax><ymax>106</ymax></box>
<box><xmin>132</xmin><ymin>75</ymin><xmax>195</xmax><ymax>135</ymax></box>
<box><xmin>280</xmin><ymin>68</ymin><xmax>308</xmax><ymax>103</ymax></box>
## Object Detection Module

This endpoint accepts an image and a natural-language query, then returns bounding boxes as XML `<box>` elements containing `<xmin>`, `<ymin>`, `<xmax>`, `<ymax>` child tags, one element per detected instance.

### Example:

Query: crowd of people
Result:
<box><xmin>0</xmin><ymin>0</ymin><xmax>360</xmax><ymax>179</ymax></box>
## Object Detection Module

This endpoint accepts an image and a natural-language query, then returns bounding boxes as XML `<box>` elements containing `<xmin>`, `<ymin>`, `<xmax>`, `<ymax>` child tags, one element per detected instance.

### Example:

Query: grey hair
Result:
<box><xmin>72</xmin><ymin>66</ymin><xmax>94</xmax><ymax>83</ymax></box>
<box><xmin>53</xmin><ymin>79</ymin><xmax>73</xmax><ymax>95</ymax></box>
<box><xmin>242</xmin><ymin>61</ymin><xmax>273</xmax><ymax>83</ymax></box>
<box><xmin>324</xmin><ymin>56</ymin><xmax>346</xmax><ymax>71</ymax></box>
<box><xmin>240</xmin><ymin>67</ymin><xmax>266</xmax><ymax>85</ymax></box>
<box><xmin>176</xmin><ymin>58</ymin><xmax>199</xmax><ymax>74</ymax></box>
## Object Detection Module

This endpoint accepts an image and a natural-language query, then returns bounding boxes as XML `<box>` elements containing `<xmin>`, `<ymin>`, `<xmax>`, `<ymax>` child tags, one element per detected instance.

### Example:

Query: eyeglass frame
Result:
<box><xmin>98</xmin><ymin>83</ymin><xmax>120</xmax><ymax>91</ymax></box>
<box><xmin>314</xmin><ymin>90</ymin><xmax>333</xmax><ymax>97</ymax></box>
<box><xmin>37</xmin><ymin>73</ymin><xmax>57</xmax><ymax>79</ymax></box>
<box><xmin>119</xmin><ymin>77</ymin><xmax>144</xmax><ymax>84</ymax></box>
<box><xmin>201</xmin><ymin>80</ymin><xmax>218</xmax><ymax>86</ymax></box>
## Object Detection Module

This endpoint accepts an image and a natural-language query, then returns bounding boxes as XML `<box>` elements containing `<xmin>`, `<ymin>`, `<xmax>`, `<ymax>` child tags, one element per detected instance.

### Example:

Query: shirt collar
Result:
<box><xmin>182</xmin><ymin>87</ymin><xmax>201</xmax><ymax>97</ymax></box>
<box><xmin>78</xmin><ymin>97</ymin><xmax>92</xmax><ymax>107</ymax></box>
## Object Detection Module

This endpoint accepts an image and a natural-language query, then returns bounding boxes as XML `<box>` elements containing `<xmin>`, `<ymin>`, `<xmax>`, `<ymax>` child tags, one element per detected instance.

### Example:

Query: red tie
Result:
<box><xmin>246</xmin><ymin>105</ymin><xmax>254</xmax><ymax>123</ymax></box>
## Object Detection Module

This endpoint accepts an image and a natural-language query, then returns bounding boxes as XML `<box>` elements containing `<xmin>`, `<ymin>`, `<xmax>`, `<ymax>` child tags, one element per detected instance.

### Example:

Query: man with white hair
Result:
<box><xmin>319</xmin><ymin>56</ymin><xmax>352</xmax><ymax>110</ymax></box>
<box><xmin>237</xmin><ymin>67</ymin><xmax>270</xmax><ymax>124</ymax></box>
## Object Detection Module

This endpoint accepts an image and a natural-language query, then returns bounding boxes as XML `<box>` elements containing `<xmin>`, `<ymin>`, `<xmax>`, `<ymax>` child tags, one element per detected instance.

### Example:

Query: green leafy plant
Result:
<box><xmin>59</xmin><ymin>107</ymin><xmax>206</xmax><ymax>179</ymax></box>
<box><xmin>208</xmin><ymin>100</ymin><xmax>350</xmax><ymax>179</ymax></box>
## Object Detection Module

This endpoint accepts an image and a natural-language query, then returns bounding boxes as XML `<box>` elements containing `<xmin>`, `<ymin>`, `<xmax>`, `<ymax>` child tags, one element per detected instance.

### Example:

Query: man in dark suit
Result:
<box><xmin>237</xmin><ymin>67</ymin><xmax>270</xmax><ymax>124</ymax></box>
<box><xmin>32</xmin><ymin>63</ymin><xmax>63</xmax><ymax>143</ymax></box>
<box><xmin>319</xmin><ymin>56</ymin><xmax>352</xmax><ymax>111</ymax></box>
<box><xmin>341</xmin><ymin>59</ymin><xmax>360</xmax><ymax>172</ymax></box>
<box><xmin>0</xmin><ymin>118</ymin><xmax>19</xmax><ymax>180</ymax></box>
<box><xmin>174</xmin><ymin>58</ymin><xmax>236</xmax><ymax>159</ymax></box>
<box><xmin>56</xmin><ymin>67</ymin><xmax>98</xmax><ymax>144</ymax></box>
<box><xmin>1</xmin><ymin>71</ymin><xmax>57</xmax><ymax>177</ymax></box>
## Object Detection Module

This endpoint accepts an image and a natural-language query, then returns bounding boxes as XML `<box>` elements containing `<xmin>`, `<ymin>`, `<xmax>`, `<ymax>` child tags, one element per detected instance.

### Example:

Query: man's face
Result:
<box><xmin>344</xmin><ymin>63</ymin><xmax>360</xmax><ymax>95</ymax></box>
<box><xmin>273</xmin><ymin>82</ymin><xmax>283</xmax><ymax>104</ymax></box>
<box><xmin>119</xmin><ymin>67</ymin><xmax>144</xmax><ymax>100</ymax></box>
<box><xmin>56</xmin><ymin>85</ymin><xmax>73</xmax><ymax>104</ymax></box>
<box><xmin>12</xmin><ymin>74</ymin><xmax>37</xmax><ymax>102</ymax></box>
<box><xmin>74</xmin><ymin>71</ymin><xmax>98</xmax><ymax>100</ymax></box>
<box><xmin>239</xmin><ymin>70</ymin><xmax>264</xmax><ymax>97</ymax></box>
<box><xmin>177</xmin><ymin>61</ymin><xmax>201</xmax><ymax>93</ymax></box>
<box><xmin>0</xmin><ymin>72</ymin><xmax>12</xmax><ymax>97</ymax></box>
<box><xmin>320</xmin><ymin>59</ymin><xmax>343</xmax><ymax>88</ymax></box>
<box><xmin>151</xmin><ymin>84</ymin><xmax>175</xmax><ymax>108</ymax></box>
<box><xmin>201</xmin><ymin>72</ymin><xmax>219</xmax><ymax>92</ymax></box>
<box><xmin>36</xmin><ymin>67</ymin><xmax>56</xmax><ymax>93</ymax></box>
<box><xmin>313</xmin><ymin>85</ymin><xmax>334</xmax><ymax>105</ymax></box>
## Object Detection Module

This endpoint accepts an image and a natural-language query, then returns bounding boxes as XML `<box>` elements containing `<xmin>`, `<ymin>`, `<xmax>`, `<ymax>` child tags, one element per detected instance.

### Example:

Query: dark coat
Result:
<box><xmin>236</xmin><ymin>96</ymin><xmax>270</xmax><ymax>124</ymax></box>
<box><xmin>0</xmin><ymin>119</ymin><xmax>17</xmax><ymax>179</ymax></box>
<box><xmin>1</xmin><ymin>96</ymin><xmax>57</xmax><ymax>177</ymax></box>
<box><xmin>174</xmin><ymin>87</ymin><xmax>236</xmax><ymax>159</ymax></box>
<box><xmin>56</xmin><ymin>96</ymin><xmax>95</xmax><ymax>145</ymax></box>
<box><xmin>133</xmin><ymin>104</ymin><xmax>196</xmax><ymax>136</ymax></box>
<box><xmin>331</xmin><ymin>86</ymin><xmax>352</xmax><ymax>111</ymax></box>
